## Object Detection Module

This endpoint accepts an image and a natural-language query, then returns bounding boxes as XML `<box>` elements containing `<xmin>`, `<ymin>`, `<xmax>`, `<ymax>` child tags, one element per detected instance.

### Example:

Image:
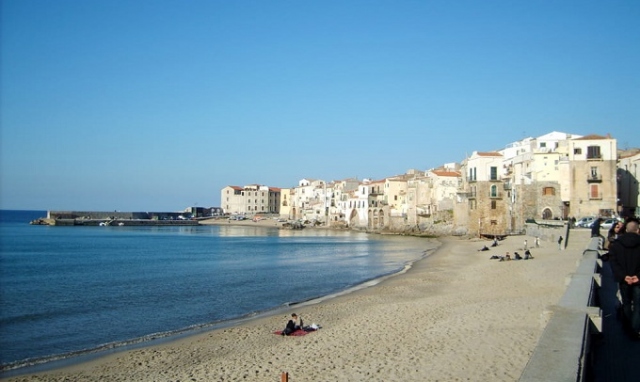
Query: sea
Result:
<box><xmin>0</xmin><ymin>210</ymin><xmax>438</xmax><ymax>375</ymax></box>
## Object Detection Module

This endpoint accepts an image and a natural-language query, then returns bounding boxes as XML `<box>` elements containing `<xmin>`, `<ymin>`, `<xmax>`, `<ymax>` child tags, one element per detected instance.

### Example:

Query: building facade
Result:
<box><xmin>220</xmin><ymin>184</ymin><xmax>281</xmax><ymax>215</ymax></box>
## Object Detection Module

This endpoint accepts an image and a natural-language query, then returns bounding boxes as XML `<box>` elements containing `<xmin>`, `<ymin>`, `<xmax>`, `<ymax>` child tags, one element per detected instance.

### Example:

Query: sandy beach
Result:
<box><xmin>3</xmin><ymin>226</ymin><xmax>589</xmax><ymax>382</ymax></box>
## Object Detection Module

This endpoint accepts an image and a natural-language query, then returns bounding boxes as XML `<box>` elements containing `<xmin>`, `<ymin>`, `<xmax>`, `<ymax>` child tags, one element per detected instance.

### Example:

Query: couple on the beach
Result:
<box><xmin>281</xmin><ymin>313</ymin><xmax>304</xmax><ymax>336</ymax></box>
<box><xmin>280</xmin><ymin>313</ymin><xmax>320</xmax><ymax>336</ymax></box>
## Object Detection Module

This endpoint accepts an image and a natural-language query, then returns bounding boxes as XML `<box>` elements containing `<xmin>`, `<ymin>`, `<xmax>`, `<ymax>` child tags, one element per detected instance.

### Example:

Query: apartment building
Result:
<box><xmin>220</xmin><ymin>184</ymin><xmax>281</xmax><ymax>215</ymax></box>
<box><xmin>565</xmin><ymin>134</ymin><xmax>618</xmax><ymax>218</ymax></box>
<box><xmin>618</xmin><ymin>150</ymin><xmax>640</xmax><ymax>217</ymax></box>
<box><xmin>457</xmin><ymin>151</ymin><xmax>508</xmax><ymax>237</ymax></box>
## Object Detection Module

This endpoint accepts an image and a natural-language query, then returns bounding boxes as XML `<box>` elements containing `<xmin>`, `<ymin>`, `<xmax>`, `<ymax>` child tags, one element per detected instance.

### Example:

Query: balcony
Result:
<box><xmin>489</xmin><ymin>192</ymin><xmax>502</xmax><ymax>199</ymax></box>
<box><xmin>587</xmin><ymin>174</ymin><xmax>602</xmax><ymax>183</ymax></box>
<box><xmin>589</xmin><ymin>193</ymin><xmax>603</xmax><ymax>200</ymax></box>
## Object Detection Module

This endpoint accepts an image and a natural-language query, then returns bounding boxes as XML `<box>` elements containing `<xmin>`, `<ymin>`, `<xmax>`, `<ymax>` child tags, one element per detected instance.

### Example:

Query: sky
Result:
<box><xmin>1</xmin><ymin>0</ymin><xmax>638</xmax><ymax>212</ymax></box>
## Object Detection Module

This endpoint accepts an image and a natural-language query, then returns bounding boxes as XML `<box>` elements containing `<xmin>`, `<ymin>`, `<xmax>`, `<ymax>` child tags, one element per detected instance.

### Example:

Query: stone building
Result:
<box><xmin>617</xmin><ymin>150</ymin><xmax>640</xmax><ymax>217</ymax></box>
<box><xmin>457</xmin><ymin>151</ymin><xmax>509</xmax><ymax>237</ymax></box>
<box><xmin>564</xmin><ymin>134</ymin><xmax>618</xmax><ymax>218</ymax></box>
<box><xmin>220</xmin><ymin>184</ymin><xmax>281</xmax><ymax>215</ymax></box>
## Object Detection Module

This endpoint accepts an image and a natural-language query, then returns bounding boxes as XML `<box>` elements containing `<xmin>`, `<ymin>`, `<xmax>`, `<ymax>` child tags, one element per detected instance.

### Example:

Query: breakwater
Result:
<box><xmin>31</xmin><ymin>211</ymin><xmax>200</xmax><ymax>226</ymax></box>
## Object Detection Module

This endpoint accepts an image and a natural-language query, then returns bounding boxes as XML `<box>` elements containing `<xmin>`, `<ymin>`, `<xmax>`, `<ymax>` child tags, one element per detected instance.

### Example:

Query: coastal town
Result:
<box><xmin>39</xmin><ymin>131</ymin><xmax>638</xmax><ymax>236</ymax></box>
<box><xmin>222</xmin><ymin>131</ymin><xmax>639</xmax><ymax>237</ymax></box>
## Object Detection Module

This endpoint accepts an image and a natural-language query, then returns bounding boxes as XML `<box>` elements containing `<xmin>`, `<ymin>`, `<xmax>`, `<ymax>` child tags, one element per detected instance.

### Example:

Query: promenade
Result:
<box><xmin>590</xmin><ymin>252</ymin><xmax>640</xmax><ymax>381</ymax></box>
<box><xmin>520</xmin><ymin>229</ymin><xmax>640</xmax><ymax>382</ymax></box>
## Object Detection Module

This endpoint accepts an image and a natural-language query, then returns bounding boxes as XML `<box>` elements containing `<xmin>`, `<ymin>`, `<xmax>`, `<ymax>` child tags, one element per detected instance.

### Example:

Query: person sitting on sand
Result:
<box><xmin>499</xmin><ymin>252</ymin><xmax>511</xmax><ymax>262</ymax></box>
<box><xmin>293</xmin><ymin>313</ymin><xmax>303</xmax><ymax>330</ymax></box>
<box><xmin>491</xmin><ymin>238</ymin><xmax>498</xmax><ymax>247</ymax></box>
<box><xmin>282</xmin><ymin>313</ymin><xmax>303</xmax><ymax>336</ymax></box>
<box><xmin>479</xmin><ymin>245</ymin><xmax>490</xmax><ymax>251</ymax></box>
<box><xmin>524</xmin><ymin>249</ymin><xmax>534</xmax><ymax>260</ymax></box>
<box><xmin>514</xmin><ymin>252</ymin><xmax>523</xmax><ymax>260</ymax></box>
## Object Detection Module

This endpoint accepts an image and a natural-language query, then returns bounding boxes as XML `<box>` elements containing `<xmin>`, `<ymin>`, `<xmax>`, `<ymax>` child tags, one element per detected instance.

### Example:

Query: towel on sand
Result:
<box><xmin>273</xmin><ymin>329</ymin><xmax>310</xmax><ymax>336</ymax></box>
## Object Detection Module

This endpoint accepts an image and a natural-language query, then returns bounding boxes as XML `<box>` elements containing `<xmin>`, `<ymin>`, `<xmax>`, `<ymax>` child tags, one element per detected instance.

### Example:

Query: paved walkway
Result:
<box><xmin>590</xmin><ymin>259</ymin><xmax>640</xmax><ymax>381</ymax></box>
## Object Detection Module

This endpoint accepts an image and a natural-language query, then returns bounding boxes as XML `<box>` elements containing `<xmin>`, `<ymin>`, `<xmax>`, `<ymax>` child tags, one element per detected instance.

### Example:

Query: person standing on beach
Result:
<box><xmin>535</xmin><ymin>237</ymin><xmax>540</xmax><ymax>248</ymax></box>
<box><xmin>558</xmin><ymin>236</ymin><xmax>563</xmax><ymax>250</ymax></box>
<box><xmin>609</xmin><ymin>219</ymin><xmax>640</xmax><ymax>338</ymax></box>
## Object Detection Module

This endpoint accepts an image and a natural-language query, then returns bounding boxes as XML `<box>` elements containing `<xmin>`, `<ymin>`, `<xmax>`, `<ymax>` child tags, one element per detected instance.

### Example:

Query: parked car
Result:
<box><xmin>601</xmin><ymin>218</ymin><xmax>621</xmax><ymax>230</ymax></box>
<box><xmin>576</xmin><ymin>216</ymin><xmax>595</xmax><ymax>228</ymax></box>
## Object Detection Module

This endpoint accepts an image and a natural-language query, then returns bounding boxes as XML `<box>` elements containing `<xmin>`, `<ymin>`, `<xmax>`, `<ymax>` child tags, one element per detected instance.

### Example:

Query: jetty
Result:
<box><xmin>30</xmin><ymin>211</ymin><xmax>201</xmax><ymax>227</ymax></box>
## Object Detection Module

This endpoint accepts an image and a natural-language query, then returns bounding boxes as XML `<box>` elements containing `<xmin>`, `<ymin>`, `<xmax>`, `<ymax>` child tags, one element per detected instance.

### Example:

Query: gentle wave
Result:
<box><xmin>1</xmin><ymin>246</ymin><xmax>438</xmax><ymax>377</ymax></box>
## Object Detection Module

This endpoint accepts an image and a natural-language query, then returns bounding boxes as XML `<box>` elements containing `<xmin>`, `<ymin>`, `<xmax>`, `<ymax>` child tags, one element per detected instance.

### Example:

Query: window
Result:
<box><xmin>490</xmin><ymin>167</ymin><xmax>498</xmax><ymax>180</ymax></box>
<box><xmin>491</xmin><ymin>200</ymin><xmax>496</xmax><ymax>209</ymax></box>
<box><xmin>590</xmin><ymin>167</ymin><xmax>599</xmax><ymax>179</ymax></box>
<box><xmin>587</xmin><ymin>146</ymin><xmax>601</xmax><ymax>159</ymax></box>
<box><xmin>590</xmin><ymin>184</ymin><xmax>600</xmax><ymax>199</ymax></box>
<box><xmin>469</xmin><ymin>199</ymin><xmax>476</xmax><ymax>210</ymax></box>
<box><xmin>543</xmin><ymin>187</ymin><xmax>555</xmax><ymax>196</ymax></box>
<box><xmin>574</xmin><ymin>148</ymin><xmax>582</xmax><ymax>155</ymax></box>
<box><xmin>490</xmin><ymin>185</ymin><xmax>497</xmax><ymax>197</ymax></box>
<box><xmin>540</xmin><ymin>142</ymin><xmax>546</xmax><ymax>148</ymax></box>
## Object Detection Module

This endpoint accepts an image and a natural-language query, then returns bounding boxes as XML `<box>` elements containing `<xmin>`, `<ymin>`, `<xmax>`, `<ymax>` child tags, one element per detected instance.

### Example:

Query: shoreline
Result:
<box><xmin>2</xmin><ymin>230</ymin><xmax>589</xmax><ymax>382</ymax></box>
<box><xmin>1</xmin><ymin>230</ymin><xmax>438</xmax><ymax>378</ymax></box>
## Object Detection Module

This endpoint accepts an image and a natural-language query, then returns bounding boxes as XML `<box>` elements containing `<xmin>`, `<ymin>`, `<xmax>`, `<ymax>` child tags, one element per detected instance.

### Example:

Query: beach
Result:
<box><xmin>3</xmin><ymin>227</ymin><xmax>589</xmax><ymax>382</ymax></box>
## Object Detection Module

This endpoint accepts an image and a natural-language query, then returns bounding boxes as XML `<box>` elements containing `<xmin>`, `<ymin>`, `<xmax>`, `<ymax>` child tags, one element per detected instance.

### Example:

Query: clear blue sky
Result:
<box><xmin>1</xmin><ymin>0</ymin><xmax>638</xmax><ymax>211</ymax></box>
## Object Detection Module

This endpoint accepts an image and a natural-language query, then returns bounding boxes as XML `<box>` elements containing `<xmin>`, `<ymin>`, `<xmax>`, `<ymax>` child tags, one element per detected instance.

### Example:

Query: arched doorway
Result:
<box><xmin>542</xmin><ymin>208</ymin><xmax>553</xmax><ymax>220</ymax></box>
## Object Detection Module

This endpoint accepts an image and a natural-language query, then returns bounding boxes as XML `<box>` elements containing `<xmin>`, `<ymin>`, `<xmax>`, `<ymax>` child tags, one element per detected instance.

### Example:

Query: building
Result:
<box><xmin>564</xmin><ymin>134</ymin><xmax>618</xmax><ymax>218</ymax></box>
<box><xmin>220</xmin><ymin>184</ymin><xmax>281</xmax><ymax>215</ymax></box>
<box><xmin>457</xmin><ymin>151</ymin><xmax>508</xmax><ymax>237</ymax></box>
<box><xmin>617</xmin><ymin>150</ymin><xmax>640</xmax><ymax>217</ymax></box>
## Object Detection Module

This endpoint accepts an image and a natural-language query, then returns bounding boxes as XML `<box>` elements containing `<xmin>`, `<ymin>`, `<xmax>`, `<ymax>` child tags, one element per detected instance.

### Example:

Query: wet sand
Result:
<box><xmin>2</xmin><ymin>228</ymin><xmax>588</xmax><ymax>382</ymax></box>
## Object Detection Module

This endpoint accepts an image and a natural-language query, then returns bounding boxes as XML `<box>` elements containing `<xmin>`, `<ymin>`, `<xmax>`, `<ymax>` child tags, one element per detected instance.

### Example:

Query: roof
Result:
<box><xmin>477</xmin><ymin>151</ymin><xmax>503</xmax><ymax>157</ymax></box>
<box><xmin>573</xmin><ymin>134</ymin><xmax>611</xmax><ymax>140</ymax></box>
<box><xmin>431</xmin><ymin>170</ymin><xmax>461</xmax><ymax>177</ymax></box>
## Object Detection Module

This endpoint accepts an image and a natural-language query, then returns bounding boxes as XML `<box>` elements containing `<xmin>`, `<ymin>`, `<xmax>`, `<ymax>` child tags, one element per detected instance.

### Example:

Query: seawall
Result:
<box><xmin>31</xmin><ymin>211</ymin><xmax>200</xmax><ymax>226</ymax></box>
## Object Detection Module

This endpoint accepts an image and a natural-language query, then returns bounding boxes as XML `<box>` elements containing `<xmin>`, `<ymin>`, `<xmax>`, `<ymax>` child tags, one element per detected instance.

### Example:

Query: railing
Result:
<box><xmin>589</xmin><ymin>193</ymin><xmax>603</xmax><ymax>200</ymax></box>
<box><xmin>587</xmin><ymin>174</ymin><xmax>602</xmax><ymax>182</ymax></box>
<box><xmin>519</xmin><ymin>237</ymin><xmax>602</xmax><ymax>381</ymax></box>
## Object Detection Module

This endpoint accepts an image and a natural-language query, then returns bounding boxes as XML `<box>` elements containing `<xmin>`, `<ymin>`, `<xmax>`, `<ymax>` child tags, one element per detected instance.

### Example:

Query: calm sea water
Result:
<box><xmin>0</xmin><ymin>210</ymin><xmax>436</xmax><ymax>373</ymax></box>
